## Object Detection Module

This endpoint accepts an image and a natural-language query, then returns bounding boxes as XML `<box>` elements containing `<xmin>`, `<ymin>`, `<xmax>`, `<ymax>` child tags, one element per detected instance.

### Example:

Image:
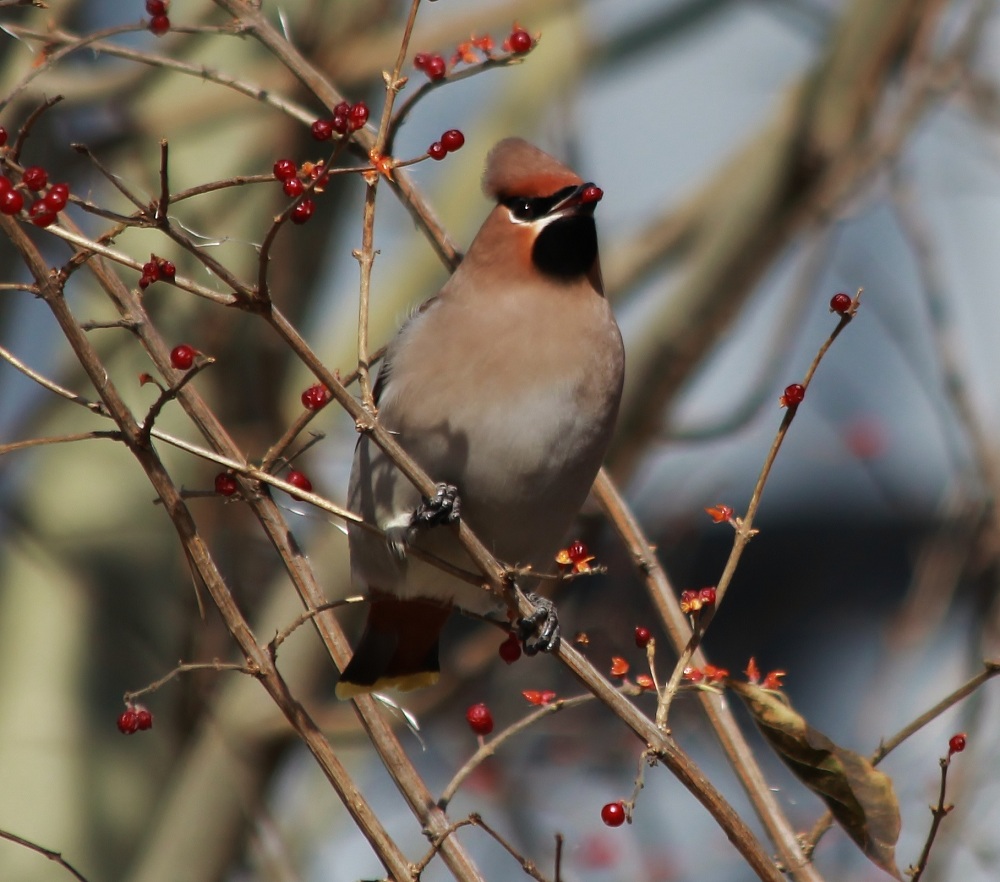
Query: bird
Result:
<box><xmin>336</xmin><ymin>137</ymin><xmax>624</xmax><ymax>699</ymax></box>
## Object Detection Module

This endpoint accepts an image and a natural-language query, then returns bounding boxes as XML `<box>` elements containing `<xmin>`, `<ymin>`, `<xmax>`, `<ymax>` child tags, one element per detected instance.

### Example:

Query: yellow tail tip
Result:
<box><xmin>335</xmin><ymin>671</ymin><xmax>440</xmax><ymax>701</ymax></box>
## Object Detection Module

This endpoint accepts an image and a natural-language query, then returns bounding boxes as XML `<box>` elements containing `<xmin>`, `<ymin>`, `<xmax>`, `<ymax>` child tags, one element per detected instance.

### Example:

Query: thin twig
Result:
<box><xmin>0</xmin><ymin>829</ymin><xmax>91</xmax><ymax>882</ymax></box>
<box><xmin>124</xmin><ymin>660</ymin><xmax>256</xmax><ymax>704</ymax></box>
<box><xmin>804</xmin><ymin>659</ymin><xmax>1000</xmax><ymax>850</ymax></box>
<box><xmin>656</xmin><ymin>291</ymin><xmax>862</xmax><ymax>727</ymax></box>
<box><xmin>269</xmin><ymin>597</ymin><xmax>367</xmax><ymax>654</ymax></box>
<box><xmin>909</xmin><ymin>753</ymin><xmax>957</xmax><ymax>882</ymax></box>
<box><xmin>0</xmin><ymin>431</ymin><xmax>121</xmax><ymax>456</ymax></box>
<box><xmin>438</xmin><ymin>695</ymin><xmax>592</xmax><ymax>809</ymax></box>
<box><xmin>593</xmin><ymin>469</ymin><xmax>823</xmax><ymax>882</ymax></box>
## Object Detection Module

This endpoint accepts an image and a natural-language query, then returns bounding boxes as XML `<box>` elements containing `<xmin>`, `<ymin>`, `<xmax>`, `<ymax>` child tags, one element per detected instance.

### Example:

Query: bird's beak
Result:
<box><xmin>552</xmin><ymin>182</ymin><xmax>604</xmax><ymax>215</ymax></box>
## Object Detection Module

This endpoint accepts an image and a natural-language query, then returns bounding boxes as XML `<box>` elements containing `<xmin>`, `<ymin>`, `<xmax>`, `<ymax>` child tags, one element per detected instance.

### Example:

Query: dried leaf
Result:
<box><xmin>730</xmin><ymin>681</ymin><xmax>902</xmax><ymax>880</ymax></box>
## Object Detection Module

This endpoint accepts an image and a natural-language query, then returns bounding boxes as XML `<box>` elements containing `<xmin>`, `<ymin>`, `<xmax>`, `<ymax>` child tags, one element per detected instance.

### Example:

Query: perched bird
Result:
<box><xmin>337</xmin><ymin>138</ymin><xmax>624</xmax><ymax>699</ymax></box>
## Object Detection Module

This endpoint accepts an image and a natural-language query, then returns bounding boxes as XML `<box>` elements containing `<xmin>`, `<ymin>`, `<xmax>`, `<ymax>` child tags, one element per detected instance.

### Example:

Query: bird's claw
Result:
<box><xmin>517</xmin><ymin>593</ymin><xmax>560</xmax><ymax>656</ymax></box>
<box><xmin>411</xmin><ymin>483</ymin><xmax>461</xmax><ymax>528</ymax></box>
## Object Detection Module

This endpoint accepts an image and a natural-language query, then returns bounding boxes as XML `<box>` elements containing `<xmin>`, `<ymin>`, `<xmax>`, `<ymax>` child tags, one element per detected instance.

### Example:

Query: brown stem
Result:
<box><xmin>0</xmin><ymin>828</ymin><xmax>91</xmax><ymax>882</ymax></box>
<box><xmin>657</xmin><ymin>292</ymin><xmax>861</xmax><ymax>726</ymax></box>
<box><xmin>1</xmin><ymin>211</ymin><xmax>415</xmax><ymax>882</ymax></box>
<box><xmin>909</xmin><ymin>755</ymin><xmax>955</xmax><ymax>882</ymax></box>
<box><xmin>593</xmin><ymin>469</ymin><xmax>824</xmax><ymax>882</ymax></box>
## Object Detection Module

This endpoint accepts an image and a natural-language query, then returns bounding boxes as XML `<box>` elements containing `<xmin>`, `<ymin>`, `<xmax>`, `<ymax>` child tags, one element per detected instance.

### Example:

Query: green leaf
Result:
<box><xmin>730</xmin><ymin>680</ymin><xmax>902</xmax><ymax>880</ymax></box>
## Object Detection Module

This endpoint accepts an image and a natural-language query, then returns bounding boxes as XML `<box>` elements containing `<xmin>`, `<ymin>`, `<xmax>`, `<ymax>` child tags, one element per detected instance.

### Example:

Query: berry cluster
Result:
<box><xmin>146</xmin><ymin>0</ymin><xmax>170</xmax><ymax>36</ymax></box>
<box><xmin>427</xmin><ymin>129</ymin><xmax>465</xmax><ymax>161</ymax></box>
<box><xmin>679</xmin><ymin>587</ymin><xmax>716</xmax><ymax>614</ymax></box>
<box><xmin>311</xmin><ymin>100</ymin><xmax>370</xmax><ymax>141</ymax></box>
<box><xmin>272</xmin><ymin>158</ymin><xmax>325</xmax><ymax>224</ymax></box>
<box><xmin>117</xmin><ymin>705</ymin><xmax>153</xmax><ymax>734</ymax></box>
<box><xmin>0</xmin><ymin>163</ymin><xmax>71</xmax><ymax>227</ymax></box>
<box><xmin>139</xmin><ymin>253</ymin><xmax>176</xmax><ymax>289</ymax></box>
<box><xmin>414</xmin><ymin>26</ymin><xmax>536</xmax><ymax>83</ymax></box>
<box><xmin>413</xmin><ymin>52</ymin><xmax>447</xmax><ymax>81</ymax></box>
<box><xmin>466</xmin><ymin>702</ymin><xmax>494</xmax><ymax>736</ymax></box>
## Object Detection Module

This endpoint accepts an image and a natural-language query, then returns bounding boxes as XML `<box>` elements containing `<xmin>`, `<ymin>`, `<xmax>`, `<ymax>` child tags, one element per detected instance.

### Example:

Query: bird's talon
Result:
<box><xmin>516</xmin><ymin>593</ymin><xmax>560</xmax><ymax>655</ymax></box>
<box><xmin>411</xmin><ymin>483</ymin><xmax>461</xmax><ymax>528</ymax></box>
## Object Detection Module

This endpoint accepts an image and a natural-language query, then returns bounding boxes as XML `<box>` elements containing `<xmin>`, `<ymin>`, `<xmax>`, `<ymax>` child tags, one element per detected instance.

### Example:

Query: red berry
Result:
<box><xmin>28</xmin><ymin>201</ymin><xmax>56</xmax><ymax>227</ymax></box>
<box><xmin>0</xmin><ymin>127</ymin><xmax>7</xmax><ymax>146</ymax></box>
<box><xmin>273</xmin><ymin>158</ymin><xmax>297</xmax><ymax>181</ymax></box>
<box><xmin>0</xmin><ymin>175</ymin><xmax>10</xmax><ymax>194</ymax></box>
<box><xmin>146</xmin><ymin>0</ymin><xmax>167</xmax><ymax>13</ymax></box>
<box><xmin>465</xmin><ymin>703</ymin><xmax>494</xmax><ymax>736</ymax></box>
<box><xmin>567</xmin><ymin>539</ymin><xmax>589</xmax><ymax>562</ymax></box>
<box><xmin>0</xmin><ymin>187</ymin><xmax>24</xmax><ymax>215</ymax></box>
<box><xmin>291</xmin><ymin>198</ymin><xmax>315</xmax><ymax>224</ymax></box>
<box><xmin>301</xmin><ymin>383</ymin><xmax>331</xmax><ymax>410</ymax></box>
<box><xmin>117</xmin><ymin>709</ymin><xmax>139</xmax><ymax>734</ymax></box>
<box><xmin>283</xmin><ymin>178</ymin><xmax>304</xmax><ymax>198</ymax></box>
<box><xmin>330</xmin><ymin>114</ymin><xmax>348</xmax><ymax>135</ymax></box>
<box><xmin>334</xmin><ymin>100</ymin><xmax>350</xmax><ymax>117</ymax></box>
<box><xmin>44</xmin><ymin>183</ymin><xmax>70</xmax><ymax>212</ymax></box>
<box><xmin>830</xmin><ymin>292</ymin><xmax>852</xmax><ymax>314</ymax></box>
<box><xmin>498</xmin><ymin>632</ymin><xmax>522</xmax><ymax>664</ymax></box>
<box><xmin>425</xmin><ymin>54</ymin><xmax>446</xmax><ymax>80</ymax></box>
<box><xmin>508</xmin><ymin>29</ymin><xmax>533</xmax><ymax>54</ymax></box>
<box><xmin>413</xmin><ymin>53</ymin><xmax>429</xmax><ymax>70</ymax></box>
<box><xmin>22</xmin><ymin>166</ymin><xmax>47</xmax><ymax>191</ymax></box>
<box><xmin>441</xmin><ymin>129</ymin><xmax>465</xmax><ymax>152</ymax></box>
<box><xmin>349</xmin><ymin>102</ymin><xmax>370</xmax><ymax>131</ymax></box>
<box><xmin>580</xmin><ymin>185</ymin><xmax>603</xmax><ymax>204</ymax></box>
<box><xmin>139</xmin><ymin>275</ymin><xmax>153</xmax><ymax>290</ymax></box>
<box><xmin>158</xmin><ymin>259</ymin><xmax>175</xmax><ymax>281</ymax></box>
<box><xmin>214</xmin><ymin>472</ymin><xmax>238</xmax><ymax>496</ymax></box>
<box><xmin>783</xmin><ymin>383</ymin><xmax>805</xmax><ymax>406</ymax></box>
<box><xmin>634</xmin><ymin>626</ymin><xmax>651</xmax><ymax>648</ymax></box>
<box><xmin>142</xmin><ymin>260</ymin><xmax>160</xmax><ymax>281</ymax></box>
<box><xmin>286</xmin><ymin>470</ymin><xmax>313</xmax><ymax>493</ymax></box>
<box><xmin>149</xmin><ymin>14</ymin><xmax>170</xmax><ymax>36</ymax></box>
<box><xmin>601</xmin><ymin>801</ymin><xmax>626</xmax><ymax>827</ymax></box>
<box><xmin>699</xmin><ymin>587</ymin><xmax>717</xmax><ymax>607</ymax></box>
<box><xmin>311</xmin><ymin>119</ymin><xmax>333</xmax><ymax>141</ymax></box>
<box><xmin>170</xmin><ymin>344</ymin><xmax>196</xmax><ymax>370</ymax></box>
<box><xmin>427</xmin><ymin>142</ymin><xmax>447</xmax><ymax>161</ymax></box>
<box><xmin>949</xmin><ymin>733</ymin><xmax>967</xmax><ymax>755</ymax></box>
<box><xmin>135</xmin><ymin>707</ymin><xmax>153</xmax><ymax>730</ymax></box>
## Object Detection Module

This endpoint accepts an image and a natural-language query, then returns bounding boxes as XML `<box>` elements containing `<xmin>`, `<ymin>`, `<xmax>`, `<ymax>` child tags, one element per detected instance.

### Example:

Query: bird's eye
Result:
<box><xmin>510</xmin><ymin>199</ymin><xmax>534</xmax><ymax>220</ymax></box>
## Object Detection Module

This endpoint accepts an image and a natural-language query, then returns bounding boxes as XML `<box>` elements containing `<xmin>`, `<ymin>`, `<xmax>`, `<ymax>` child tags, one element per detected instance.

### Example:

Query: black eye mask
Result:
<box><xmin>500</xmin><ymin>185</ymin><xmax>579</xmax><ymax>222</ymax></box>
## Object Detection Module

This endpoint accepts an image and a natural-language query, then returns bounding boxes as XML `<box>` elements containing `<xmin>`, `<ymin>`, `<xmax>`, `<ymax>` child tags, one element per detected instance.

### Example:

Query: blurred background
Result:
<box><xmin>2</xmin><ymin>0</ymin><xmax>1000</xmax><ymax>880</ymax></box>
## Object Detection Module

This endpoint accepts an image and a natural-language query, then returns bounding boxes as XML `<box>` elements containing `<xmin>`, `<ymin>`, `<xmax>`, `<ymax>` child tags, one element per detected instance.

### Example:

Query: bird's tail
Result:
<box><xmin>335</xmin><ymin>595</ymin><xmax>451</xmax><ymax>700</ymax></box>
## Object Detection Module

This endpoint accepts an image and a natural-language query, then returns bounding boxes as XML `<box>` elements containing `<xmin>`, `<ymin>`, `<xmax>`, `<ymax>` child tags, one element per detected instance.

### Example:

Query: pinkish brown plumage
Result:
<box><xmin>338</xmin><ymin>138</ymin><xmax>624</xmax><ymax>699</ymax></box>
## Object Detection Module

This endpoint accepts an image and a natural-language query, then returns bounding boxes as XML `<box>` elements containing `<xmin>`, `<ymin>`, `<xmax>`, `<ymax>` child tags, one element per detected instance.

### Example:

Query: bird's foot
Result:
<box><xmin>411</xmin><ymin>483</ymin><xmax>461</xmax><ymax>528</ymax></box>
<box><xmin>517</xmin><ymin>593</ymin><xmax>561</xmax><ymax>656</ymax></box>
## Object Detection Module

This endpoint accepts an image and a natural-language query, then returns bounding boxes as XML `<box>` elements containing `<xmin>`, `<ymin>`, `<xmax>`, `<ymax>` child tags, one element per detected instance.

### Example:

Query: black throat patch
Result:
<box><xmin>531</xmin><ymin>215</ymin><xmax>598</xmax><ymax>280</ymax></box>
